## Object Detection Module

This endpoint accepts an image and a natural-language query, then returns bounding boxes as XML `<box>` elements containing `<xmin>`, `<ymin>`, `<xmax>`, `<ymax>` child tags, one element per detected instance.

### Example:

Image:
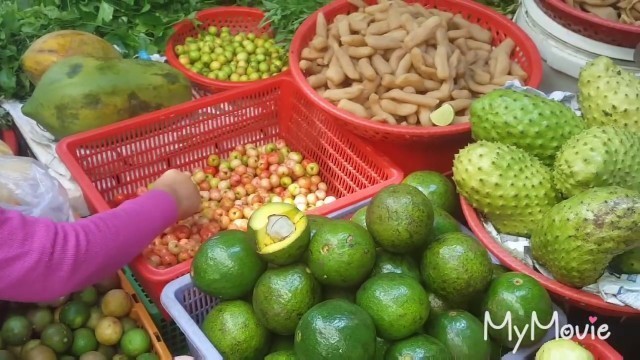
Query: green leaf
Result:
<box><xmin>137</xmin><ymin>12</ymin><xmax>164</xmax><ymax>27</ymax></box>
<box><xmin>97</xmin><ymin>1</ymin><xmax>114</xmax><ymax>24</ymax></box>
<box><xmin>0</xmin><ymin>68</ymin><xmax>17</xmax><ymax>97</ymax></box>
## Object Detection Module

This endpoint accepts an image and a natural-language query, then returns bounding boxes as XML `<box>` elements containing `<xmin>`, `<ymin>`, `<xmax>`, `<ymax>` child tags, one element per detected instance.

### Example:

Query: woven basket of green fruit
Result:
<box><xmin>165</xmin><ymin>6</ymin><xmax>290</xmax><ymax>94</ymax></box>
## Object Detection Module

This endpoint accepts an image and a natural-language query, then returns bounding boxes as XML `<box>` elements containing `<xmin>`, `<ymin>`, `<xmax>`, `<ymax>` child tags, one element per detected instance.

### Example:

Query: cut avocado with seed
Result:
<box><xmin>248</xmin><ymin>202</ymin><xmax>311</xmax><ymax>266</ymax></box>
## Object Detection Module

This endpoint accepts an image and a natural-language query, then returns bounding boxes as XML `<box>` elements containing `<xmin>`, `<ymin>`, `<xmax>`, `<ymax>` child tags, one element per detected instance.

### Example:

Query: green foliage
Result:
<box><xmin>474</xmin><ymin>0</ymin><xmax>520</xmax><ymax>18</ymax></box>
<box><xmin>1</xmin><ymin>0</ymin><xmax>219</xmax><ymax>100</ymax></box>
<box><xmin>1</xmin><ymin>0</ymin><xmax>332</xmax><ymax>101</ymax></box>
<box><xmin>258</xmin><ymin>0</ymin><xmax>332</xmax><ymax>46</ymax></box>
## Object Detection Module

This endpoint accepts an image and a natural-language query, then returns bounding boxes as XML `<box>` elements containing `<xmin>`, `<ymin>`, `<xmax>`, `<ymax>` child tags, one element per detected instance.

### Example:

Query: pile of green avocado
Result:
<box><xmin>454</xmin><ymin>56</ymin><xmax>640</xmax><ymax>289</ymax></box>
<box><xmin>190</xmin><ymin>171</ymin><xmax>555</xmax><ymax>360</ymax></box>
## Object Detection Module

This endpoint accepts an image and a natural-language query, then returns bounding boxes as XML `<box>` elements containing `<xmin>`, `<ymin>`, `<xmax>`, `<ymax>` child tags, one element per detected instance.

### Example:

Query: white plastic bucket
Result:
<box><xmin>515</xmin><ymin>0</ymin><xmax>640</xmax><ymax>93</ymax></box>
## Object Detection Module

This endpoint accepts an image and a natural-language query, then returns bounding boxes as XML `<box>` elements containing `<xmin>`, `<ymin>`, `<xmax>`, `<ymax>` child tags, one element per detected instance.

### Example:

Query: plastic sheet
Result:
<box><xmin>0</xmin><ymin>155</ymin><xmax>73</xmax><ymax>222</ymax></box>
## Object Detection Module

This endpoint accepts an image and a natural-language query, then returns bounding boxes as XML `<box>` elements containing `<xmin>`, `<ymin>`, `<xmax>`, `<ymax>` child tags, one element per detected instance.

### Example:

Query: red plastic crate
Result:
<box><xmin>1</xmin><ymin>129</ymin><xmax>18</xmax><ymax>155</ymax></box>
<box><xmin>56</xmin><ymin>76</ymin><xmax>403</xmax><ymax>316</ymax></box>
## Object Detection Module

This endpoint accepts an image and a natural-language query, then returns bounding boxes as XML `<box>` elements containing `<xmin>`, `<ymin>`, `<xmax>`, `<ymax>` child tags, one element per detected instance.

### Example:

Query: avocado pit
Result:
<box><xmin>265</xmin><ymin>215</ymin><xmax>296</xmax><ymax>244</ymax></box>
<box><xmin>248</xmin><ymin>202</ymin><xmax>311</xmax><ymax>266</ymax></box>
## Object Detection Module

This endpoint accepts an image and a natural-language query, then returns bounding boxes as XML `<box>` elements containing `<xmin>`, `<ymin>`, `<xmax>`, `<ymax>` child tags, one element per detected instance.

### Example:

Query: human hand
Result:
<box><xmin>152</xmin><ymin>169</ymin><xmax>200</xmax><ymax>220</ymax></box>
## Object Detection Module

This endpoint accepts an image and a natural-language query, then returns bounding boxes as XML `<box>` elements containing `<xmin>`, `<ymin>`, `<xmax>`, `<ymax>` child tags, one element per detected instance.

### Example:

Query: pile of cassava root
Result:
<box><xmin>298</xmin><ymin>0</ymin><xmax>529</xmax><ymax>127</ymax></box>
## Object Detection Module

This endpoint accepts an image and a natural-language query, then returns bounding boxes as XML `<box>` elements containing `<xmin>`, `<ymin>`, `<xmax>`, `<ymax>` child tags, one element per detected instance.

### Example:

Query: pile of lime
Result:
<box><xmin>190</xmin><ymin>171</ymin><xmax>557</xmax><ymax>359</ymax></box>
<box><xmin>174</xmin><ymin>26</ymin><xmax>289</xmax><ymax>82</ymax></box>
<box><xmin>0</xmin><ymin>274</ymin><xmax>155</xmax><ymax>360</ymax></box>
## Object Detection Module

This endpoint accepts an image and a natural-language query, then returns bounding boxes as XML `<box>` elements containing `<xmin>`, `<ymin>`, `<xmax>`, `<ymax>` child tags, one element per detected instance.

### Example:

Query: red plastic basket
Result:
<box><xmin>538</xmin><ymin>0</ymin><xmax>640</xmax><ymax>48</ymax></box>
<box><xmin>56</xmin><ymin>76</ymin><xmax>404</xmax><ymax>317</ymax></box>
<box><xmin>461</xmin><ymin>197</ymin><xmax>640</xmax><ymax>317</ymax></box>
<box><xmin>165</xmin><ymin>6</ymin><xmax>290</xmax><ymax>94</ymax></box>
<box><xmin>1</xmin><ymin>129</ymin><xmax>18</xmax><ymax>155</ymax></box>
<box><xmin>573</xmin><ymin>337</ymin><xmax>623</xmax><ymax>360</ymax></box>
<box><xmin>289</xmin><ymin>0</ymin><xmax>543</xmax><ymax>174</ymax></box>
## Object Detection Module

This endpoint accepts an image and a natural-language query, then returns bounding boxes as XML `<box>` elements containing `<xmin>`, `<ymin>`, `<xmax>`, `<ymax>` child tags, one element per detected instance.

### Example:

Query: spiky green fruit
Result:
<box><xmin>452</xmin><ymin>141</ymin><xmax>560</xmax><ymax>237</ymax></box>
<box><xmin>578</xmin><ymin>56</ymin><xmax>640</xmax><ymax>132</ymax></box>
<box><xmin>553</xmin><ymin>126</ymin><xmax>640</xmax><ymax>198</ymax></box>
<box><xmin>531</xmin><ymin>187</ymin><xmax>640</xmax><ymax>288</ymax></box>
<box><xmin>470</xmin><ymin>89</ymin><xmax>585</xmax><ymax>166</ymax></box>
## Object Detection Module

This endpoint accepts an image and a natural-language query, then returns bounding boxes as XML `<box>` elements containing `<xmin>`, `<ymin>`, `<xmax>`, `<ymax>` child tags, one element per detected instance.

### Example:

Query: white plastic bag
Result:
<box><xmin>0</xmin><ymin>155</ymin><xmax>73</xmax><ymax>222</ymax></box>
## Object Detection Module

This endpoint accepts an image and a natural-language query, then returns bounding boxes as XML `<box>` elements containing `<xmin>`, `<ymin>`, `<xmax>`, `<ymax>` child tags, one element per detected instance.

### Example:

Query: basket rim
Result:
<box><xmin>288</xmin><ymin>0</ymin><xmax>544</xmax><ymax>139</ymax></box>
<box><xmin>542</xmin><ymin>0</ymin><xmax>640</xmax><ymax>35</ymax></box>
<box><xmin>461</xmin><ymin>196</ymin><xmax>640</xmax><ymax>316</ymax></box>
<box><xmin>165</xmin><ymin>6</ymin><xmax>289</xmax><ymax>90</ymax></box>
<box><xmin>118</xmin><ymin>271</ymin><xmax>172</xmax><ymax>359</ymax></box>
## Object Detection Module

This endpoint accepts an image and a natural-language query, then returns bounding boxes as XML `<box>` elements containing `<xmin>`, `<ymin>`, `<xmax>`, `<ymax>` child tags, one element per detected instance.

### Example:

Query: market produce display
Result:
<box><xmin>188</xmin><ymin>173</ymin><xmax>558</xmax><ymax>359</ymax></box>
<box><xmin>21</xmin><ymin>56</ymin><xmax>192</xmax><ymax>140</ymax></box>
<box><xmin>0</xmin><ymin>274</ymin><xmax>156</xmax><ymax>360</ymax></box>
<box><xmin>173</xmin><ymin>27</ymin><xmax>288</xmax><ymax>82</ymax></box>
<box><xmin>112</xmin><ymin>140</ymin><xmax>335</xmax><ymax>270</ymax></box>
<box><xmin>563</xmin><ymin>0</ymin><xmax>640</xmax><ymax>24</ymax></box>
<box><xmin>297</xmin><ymin>0</ymin><xmax>529</xmax><ymax>126</ymax></box>
<box><xmin>3</xmin><ymin>0</ymin><xmax>632</xmax><ymax>357</ymax></box>
<box><xmin>454</xmin><ymin>55</ymin><xmax>640</xmax><ymax>290</ymax></box>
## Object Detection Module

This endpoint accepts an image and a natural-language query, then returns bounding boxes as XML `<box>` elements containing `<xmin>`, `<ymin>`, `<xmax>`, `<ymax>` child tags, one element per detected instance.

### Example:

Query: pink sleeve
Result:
<box><xmin>0</xmin><ymin>189</ymin><xmax>179</xmax><ymax>303</ymax></box>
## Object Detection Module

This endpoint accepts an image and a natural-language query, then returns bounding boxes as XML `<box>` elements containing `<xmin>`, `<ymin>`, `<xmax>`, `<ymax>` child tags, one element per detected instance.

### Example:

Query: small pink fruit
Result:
<box><xmin>305</xmin><ymin>162</ymin><xmax>320</xmax><ymax>176</ymax></box>
<box><xmin>207</xmin><ymin>154</ymin><xmax>221</xmax><ymax>167</ymax></box>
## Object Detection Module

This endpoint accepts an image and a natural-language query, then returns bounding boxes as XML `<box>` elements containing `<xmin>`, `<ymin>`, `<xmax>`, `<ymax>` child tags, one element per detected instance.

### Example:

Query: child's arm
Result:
<box><xmin>0</xmin><ymin>189</ymin><xmax>179</xmax><ymax>302</ymax></box>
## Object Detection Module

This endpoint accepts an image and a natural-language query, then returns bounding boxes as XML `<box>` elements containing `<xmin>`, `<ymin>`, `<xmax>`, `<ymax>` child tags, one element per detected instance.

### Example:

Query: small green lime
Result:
<box><xmin>40</xmin><ymin>323</ymin><xmax>73</xmax><ymax>354</ymax></box>
<box><xmin>119</xmin><ymin>317</ymin><xmax>137</xmax><ymax>333</ymax></box>
<box><xmin>136</xmin><ymin>353</ymin><xmax>159</xmax><ymax>360</ymax></box>
<box><xmin>71</xmin><ymin>328</ymin><xmax>98</xmax><ymax>356</ymax></box>
<box><xmin>60</xmin><ymin>301</ymin><xmax>91</xmax><ymax>329</ymax></box>
<box><xmin>73</xmin><ymin>287</ymin><xmax>99</xmax><ymax>306</ymax></box>
<box><xmin>1</xmin><ymin>316</ymin><xmax>32</xmax><ymax>346</ymax></box>
<box><xmin>119</xmin><ymin>329</ymin><xmax>151</xmax><ymax>358</ymax></box>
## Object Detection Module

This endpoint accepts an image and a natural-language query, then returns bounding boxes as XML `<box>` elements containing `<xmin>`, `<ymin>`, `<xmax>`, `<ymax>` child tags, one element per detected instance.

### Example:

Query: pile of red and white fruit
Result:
<box><xmin>113</xmin><ymin>140</ymin><xmax>336</xmax><ymax>270</ymax></box>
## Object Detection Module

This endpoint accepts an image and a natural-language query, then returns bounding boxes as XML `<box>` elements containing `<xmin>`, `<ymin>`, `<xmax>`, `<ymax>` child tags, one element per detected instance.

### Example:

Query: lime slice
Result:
<box><xmin>430</xmin><ymin>104</ymin><xmax>455</xmax><ymax>126</ymax></box>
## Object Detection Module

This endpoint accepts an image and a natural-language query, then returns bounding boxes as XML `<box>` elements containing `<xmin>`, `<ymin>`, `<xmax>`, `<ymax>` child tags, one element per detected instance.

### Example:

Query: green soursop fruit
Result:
<box><xmin>553</xmin><ymin>126</ymin><xmax>640</xmax><ymax>198</ymax></box>
<box><xmin>452</xmin><ymin>141</ymin><xmax>560</xmax><ymax>237</ymax></box>
<box><xmin>530</xmin><ymin>186</ymin><xmax>640</xmax><ymax>288</ymax></box>
<box><xmin>578</xmin><ymin>56</ymin><xmax>640</xmax><ymax>132</ymax></box>
<box><xmin>470</xmin><ymin>89</ymin><xmax>585</xmax><ymax>166</ymax></box>
<box><xmin>610</xmin><ymin>248</ymin><xmax>640</xmax><ymax>274</ymax></box>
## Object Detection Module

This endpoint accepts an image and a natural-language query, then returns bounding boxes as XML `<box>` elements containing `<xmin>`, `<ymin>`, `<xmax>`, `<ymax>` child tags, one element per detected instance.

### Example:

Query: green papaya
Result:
<box><xmin>22</xmin><ymin>56</ymin><xmax>193</xmax><ymax>140</ymax></box>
